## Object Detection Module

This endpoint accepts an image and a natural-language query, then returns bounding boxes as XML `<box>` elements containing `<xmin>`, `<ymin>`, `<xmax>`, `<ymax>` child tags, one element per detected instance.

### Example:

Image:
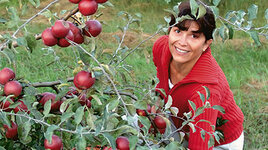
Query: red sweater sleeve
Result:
<box><xmin>152</xmin><ymin>35</ymin><xmax>168</xmax><ymax>97</ymax></box>
<box><xmin>187</xmin><ymin>86</ymin><xmax>220</xmax><ymax>150</ymax></box>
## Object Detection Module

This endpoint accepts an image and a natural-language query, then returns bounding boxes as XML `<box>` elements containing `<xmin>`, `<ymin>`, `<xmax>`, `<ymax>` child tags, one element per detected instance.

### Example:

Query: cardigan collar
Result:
<box><xmin>161</xmin><ymin>39</ymin><xmax>218</xmax><ymax>88</ymax></box>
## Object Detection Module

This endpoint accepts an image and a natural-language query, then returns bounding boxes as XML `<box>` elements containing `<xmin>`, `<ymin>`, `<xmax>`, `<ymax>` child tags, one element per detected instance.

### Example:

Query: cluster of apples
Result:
<box><xmin>69</xmin><ymin>0</ymin><xmax>108</xmax><ymax>16</ymax></box>
<box><xmin>37</xmin><ymin>70</ymin><xmax>95</xmax><ymax>113</ymax></box>
<box><xmin>0</xmin><ymin>68</ymin><xmax>29</xmax><ymax>114</ymax></box>
<box><xmin>41</xmin><ymin>19</ymin><xmax>102</xmax><ymax>47</ymax></box>
<box><xmin>136</xmin><ymin>105</ymin><xmax>167</xmax><ymax>134</ymax></box>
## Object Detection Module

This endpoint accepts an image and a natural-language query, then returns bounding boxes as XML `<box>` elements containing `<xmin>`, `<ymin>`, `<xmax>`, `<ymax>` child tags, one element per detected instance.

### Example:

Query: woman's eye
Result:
<box><xmin>175</xmin><ymin>29</ymin><xmax>180</xmax><ymax>33</ymax></box>
<box><xmin>192</xmin><ymin>34</ymin><xmax>199</xmax><ymax>38</ymax></box>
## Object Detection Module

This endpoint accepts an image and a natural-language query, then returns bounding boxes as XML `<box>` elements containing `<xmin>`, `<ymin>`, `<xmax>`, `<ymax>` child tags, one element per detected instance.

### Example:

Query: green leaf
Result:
<box><xmin>0</xmin><ymin>18</ymin><xmax>7</xmax><ymax>23</ymax></box>
<box><xmin>0</xmin><ymin>112</ymin><xmax>10</xmax><ymax>128</ymax></box>
<box><xmin>91</xmin><ymin>94</ymin><xmax>102</xmax><ymax>105</ymax></box>
<box><xmin>210</xmin><ymin>6</ymin><xmax>219</xmax><ymax>18</ymax></box>
<box><xmin>138</xmin><ymin>116</ymin><xmax>151</xmax><ymax>133</ymax></box>
<box><xmin>248</xmin><ymin>4</ymin><xmax>258</xmax><ymax>21</ymax></box>
<box><xmin>170</xmin><ymin>106</ymin><xmax>179</xmax><ymax>116</ymax></box>
<box><xmin>248</xmin><ymin>31</ymin><xmax>261</xmax><ymax>46</ymax></box>
<box><xmin>197</xmin><ymin>91</ymin><xmax>205</xmax><ymax>103</ymax></box>
<box><xmin>212</xmin><ymin>105</ymin><xmax>225</xmax><ymax>114</ymax></box>
<box><xmin>194</xmin><ymin>106</ymin><xmax>205</xmax><ymax>118</ymax></box>
<box><xmin>16</xmin><ymin>37</ymin><xmax>27</xmax><ymax>47</ymax></box>
<box><xmin>133</xmin><ymin>100</ymin><xmax>147</xmax><ymax>110</ymax></box>
<box><xmin>188</xmin><ymin>100</ymin><xmax>196</xmax><ymax>111</ymax></box>
<box><xmin>224</xmin><ymin>23</ymin><xmax>234</xmax><ymax>39</ymax></box>
<box><xmin>190</xmin><ymin>0</ymin><xmax>199</xmax><ymax>17</ymax></box>
<box><xmin>265</xmin><ymin>9</ymin><xmax>268</xmax><ymax>20</ymax></box>
<box><xmin>129</xmin><ymin>135</ymin><xmax>138</xmax><ymax>150</ymax></box>
<box><xmin>165</xmin><ymin>95</ymin><xmax>173</xmax><ymax>110</ymax></box>
<box><xmin>43</xmin><ymin>99</ymin><xmax>51</xmax><ymax>117</ymax></box>
<box><xmin>18</xmin><ymin>121</ymin><xmax>32</xmax><ymax>144</ymax></box>
<box><xmin>76</xmin><ymin>136</ymin><xmax>86</xmax><ymax>150</ymax></box>
<box><xmin>219</xmin><ymin>25</ymin><xmax>227</xmax><ymax>42</ymax></box>
<box><xmin>0</xmin><ymin>146</ymin><xmax>5</xmax><ymax>150</ymax></box>
<box><xmin>200</xmin><ymin>130</ymin><xmax>206</xmax><ymax>141</ymax></box>
<box><xmin>44</xmin><ymin>125</ymin><xmax>59</xmax><ymax>144</ymax></box>
<box><xmin>188</xmin><ymin>122</ymin><xmax>196</xmax><ymax>133</ymax></box>
<box><xmin>163</xmin><ymin>9</ymin><xmax>177</xmax><ymax>18</ymax></box>
<box><xmin>60</xmin><ymin>112</ymin><xmax>74</xmax><ymax>124</ymax></box>
<box><xmin>165</xmin><ymin>141</ymin><xmax>183</xmax><ymax>149</ymax></box>
<box><xmin>108</xmin><ymin>99</ymin><xmax>119</xmax><ymax>112</ymax></box>
<box><xmin>197</xmin><ymin>4</ymin><xmax>206</xmax><ymax>19</ymax></box>
<box><xmin>202</xmin><ymin>86</ymin><xmax>211</xmax><ymax>100</ymax></box>
<box><xmin>164</xmin><ymin>16</ymin><xmax>171</xmax><ymax>24</ymax></box>
<box><xmin>155</xmin><ymin>88</ymin><xmax>166</xmax><ymax>98</ymax></box>
<box><xmin>60</xmin><ymin>98</ymin><xmax>73</xmax><ymax>113</ymax></box>
<box><xmin>74</xmin><ymin>106</ymin><xmax>85</xmax><ymax>125</ymax></box>
<box><xmin>1</xmin><ymin>48</ymin><xmax>15</xmax><ymax>64</ymax></box>
<box><xmin>208</xmin><ymin>135</ymin><xmax>215</xmax><ymax>148</ymax></box>
<box><xmin>212</xmin><ymin>0</ymin><xmax>221</xmax><ymax>6</ymax></box>
<box><xmin>102</xmin><ymin>133</ymin><xmax>116</xmax><ymax>150</ymax></box>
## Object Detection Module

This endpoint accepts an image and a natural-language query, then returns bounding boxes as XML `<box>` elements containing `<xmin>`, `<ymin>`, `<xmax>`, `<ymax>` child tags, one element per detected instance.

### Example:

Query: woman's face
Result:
<box><xmin>168</xmin><ymin>20</ymin><xmax>212</xmax><ymax>66</ymax></box>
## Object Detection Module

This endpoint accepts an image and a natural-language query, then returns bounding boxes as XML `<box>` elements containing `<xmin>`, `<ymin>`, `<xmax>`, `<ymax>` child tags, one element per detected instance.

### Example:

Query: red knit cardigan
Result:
<box><xmin>152</xmin><ymin>35</ymin><xmax>244</xmax><ymax>150</ymax></box>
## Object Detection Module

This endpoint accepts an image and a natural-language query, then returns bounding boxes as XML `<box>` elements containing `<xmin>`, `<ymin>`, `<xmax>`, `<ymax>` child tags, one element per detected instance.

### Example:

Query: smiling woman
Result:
<box><xmin>152</xmin><ymin>1</ymin><xmax>244</xmax><ymax>150</ymax></box>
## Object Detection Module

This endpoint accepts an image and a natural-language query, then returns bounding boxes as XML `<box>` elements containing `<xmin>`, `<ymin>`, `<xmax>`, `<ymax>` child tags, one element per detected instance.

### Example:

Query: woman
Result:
<box><xmin>152</xmin><ymin>1</ymin><xmax>244</xmax><ymax>150</ymax></box>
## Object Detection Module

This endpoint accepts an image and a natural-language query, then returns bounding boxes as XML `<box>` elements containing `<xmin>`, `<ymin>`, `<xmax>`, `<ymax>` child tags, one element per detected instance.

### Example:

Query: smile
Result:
<box><xmin>175</xmin><ymin>47</ymin><xmax>189</xmax><ymax>53</ymax></box>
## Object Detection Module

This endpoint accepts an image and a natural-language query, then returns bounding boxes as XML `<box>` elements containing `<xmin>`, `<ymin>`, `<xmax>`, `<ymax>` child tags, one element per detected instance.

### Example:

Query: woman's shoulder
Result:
<box><xmin>153</xmin><ymin>35</ymin><xmax>168</xmax><ymax>49</ymax></box>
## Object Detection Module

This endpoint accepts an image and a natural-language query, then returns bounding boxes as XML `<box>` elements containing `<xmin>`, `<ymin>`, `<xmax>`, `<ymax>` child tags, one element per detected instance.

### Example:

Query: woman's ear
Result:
<box><xmin>203</xmin><ymin>39</ymin><xmax>213</xmax><ymax>51</ymax></box>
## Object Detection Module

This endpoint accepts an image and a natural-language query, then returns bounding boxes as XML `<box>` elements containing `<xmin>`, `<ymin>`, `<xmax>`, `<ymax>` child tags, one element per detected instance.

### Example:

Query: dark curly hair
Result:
<box><xmin>169</xmin><ymin>1</ymin><xmax>216</xmax><ymax>41</ymax></box>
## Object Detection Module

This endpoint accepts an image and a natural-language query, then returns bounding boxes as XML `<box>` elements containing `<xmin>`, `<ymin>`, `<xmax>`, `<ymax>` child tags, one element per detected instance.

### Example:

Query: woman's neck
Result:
<box><xmin>169</xmin><ymin>58</ymin><xmax>198</xmax><ymax>84</ymax></box>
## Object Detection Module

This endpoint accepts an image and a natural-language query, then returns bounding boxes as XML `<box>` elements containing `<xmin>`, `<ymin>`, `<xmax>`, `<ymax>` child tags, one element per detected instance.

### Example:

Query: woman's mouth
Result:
<box><xmin>175</xmin><ymin>47</ymin><xmax>189</xmax><ymax>54</ymax></box>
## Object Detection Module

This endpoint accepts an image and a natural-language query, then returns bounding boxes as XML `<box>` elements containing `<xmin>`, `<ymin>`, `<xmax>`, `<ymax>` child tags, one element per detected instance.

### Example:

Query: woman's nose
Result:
<box><xmin>178</xmin><ymin>34</ymin><xmax>187</xmax><ymax>46</ymax></box>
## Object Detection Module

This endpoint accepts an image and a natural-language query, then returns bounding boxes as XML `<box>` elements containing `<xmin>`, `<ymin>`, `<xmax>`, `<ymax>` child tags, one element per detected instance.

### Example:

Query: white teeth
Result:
<box><xmin>175</xmin><ymin>48</ymin><xmax>189</xmax><ymax>53</ymax></box>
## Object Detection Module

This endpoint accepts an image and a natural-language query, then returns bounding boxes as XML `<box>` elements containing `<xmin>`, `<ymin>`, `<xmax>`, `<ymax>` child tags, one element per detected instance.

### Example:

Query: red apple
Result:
<box><xmin>96</xmin><ymin>0</ymin><xmax>108</xmax><ymax>3</ymax></box>
<box><xmin>79</xmin><ymin>94</ymin><xmax>92</xmax><ymax>108</ymax></box>
<box><xmin>0</xmin><ymin>99</ymin><xmax>14</xmax><ymax>112</ymax></box>
<box><xmin>4</xmin><ymin>81</ymin><xmax>22</xmax><ymax>98</ymax></box>
<box><xmin>14</xmin><ymin>100</ymin><xmax>30</xmax><ymax>114</ymax></box>
<box><xmin>39</xmin><ymin>92</ymin><xmax>61</xmax><ymax>111</ymax></box>
<box><xmin>41</xmin><ymin>28</ymin><xmax>58</xmax><ymax>46</ymax></box>
<box><xmin>73</xmin><ymin>71</ymin><xmax>95</xmax><ymax>90</ymax></box>
<box><xmin>78</xmin><ymin>0</ymin><xmax>98</xmax><ymax>16</ymax></box>
<box><xmin>51</xmin><ymin>20</ymin><xmax>70</xmax><ymax>38</ymax></box>
<box><xmin>3</xmin><ymin>121</ymin><xmax>18</xmax><ymax>139</ymax></box>
<box><xmin>116</xmin><ymin>136</ymin><xmax>129</xmax><ymax>150</ymax></box>
<box><xmin>69</xmin><ymin>0</ymin><xmax>81</xmax><ymax>4</ymax></box>
<box><xmin>0</xmin><ymin>68</ymin><xmax>15</xmax><ymax>85</ymax></box>
<box><xmin>73</xmin><ymin>32</ymin><xmax>84</xmax><ymax>44</ymax></box>
<box><xmin>153</xmin><ymin>116</ymin><xmax>166</xmax><ymax>129</ymax></box>
<box><xmin>158</xmin><ymin>128</ymin><xmax>166</xmax><ymax>134</ymax></box>
<box><xmin>136</xmin><ymin>104</ymin><xmax>151</xmax><ymax>116</ymax></box>
<box><xmin>44</xmin><ymin>135</ymin><xmax>63</xmax><ymax>150</ymax></box>
<box><xmin>66</xmin><ymin>87</ymin><xmax>79</xmax><ymax>97</ymax></box>
<box><xmin>57</xmin><ymin>30</ymin><xmax>74</xmax><ymax>47</ymax></box>
<box><xmin>83</xmin><ymin>20</ymin><xmax>102</xmax><ymax>37</ymax></box>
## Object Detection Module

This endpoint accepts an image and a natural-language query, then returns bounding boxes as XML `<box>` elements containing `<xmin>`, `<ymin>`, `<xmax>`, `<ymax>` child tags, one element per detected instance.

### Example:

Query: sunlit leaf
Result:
<box><xmin>43</xmin><ymin>99</ymin><xmax>51</xmax><ymax>117</ymax></box>
<box><xmin>248</xmin><ymin>31</ymin><xmax>261</xmax><ymax>46</ymax></box>
<box><xmin>74</xmin><ymin>106</ymin><xmax>85</xmax><ymax>125</ymax></box>
<box><xmin>248</xmin><ymin>4</ymin><xmax>258</xmax><ymax>21</ymax></box>
<box><xmin>190</xmin><ymin>0</ymin><xmax>199</xmax><ymax>17</ymax></box>
<box><xmin>44</xmin><ymin>125</ymin><xmax>59</xmax><ymax>144</ymax></box>
<box><xmin>197</xmin><ymin>91</ymin><xmax>205</xmax><ymax>103</ymax></box>
<box><xmin>165</xmin><ymin>95</ymin><xmax>173</xmax><ymax>110</ymax></box>
<box><xmin>213</xmin><ymin>0</ymin><xmax>221</xmax><ymax>6</ymax></box>
<box><xmin>212</xmin><ymin>105</ymin><xmax>225</xmax><ymax>114</ymax></box>
<box><xmin>188</xmin><ymin>100</ymin><xmax>196</xmax><ymax>111</ymax></box>
<box><xmin>197</xmin><ymin>4</ymin><xmax>206</xmax><ymax>19</ymax></box>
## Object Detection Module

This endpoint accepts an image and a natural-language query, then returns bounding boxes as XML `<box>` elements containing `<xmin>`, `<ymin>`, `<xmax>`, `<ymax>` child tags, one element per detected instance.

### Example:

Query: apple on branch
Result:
<box><xmin>4</xmin><ymin>81</ymin><xmax>22</xmax><ymax>98</ymax></box>
<box><xmin>44</xmin><ymin>135</ymin><xmax>63</xmax><ymax>150</ymax></box>
<box><xmin>73</xmin><ymin>70</ymin><xmax>95</xmax><ymax>90</ymax></box>
<box><xmin>83</xmin><ymin>20</ymin><xmax>102</xmax><ymax>37</ymax></box>
<box><xmin>116</xmin><ymin>136</ymin><xmax>130</xmax><ymax>150</ymax></box>
<box><xmin>3</xmin><ymin>121</ymin><xmax>18</xmax><ymax>139</ymax></box>
<box><xmin>78</xmin><ymin>0</ymin><xmax>98</xmax><ymax>16</ymax></box>
<box><xmin>0</xmin><ymin>67</ymin><xmax>15</xmax><ymax>85</ymax></box>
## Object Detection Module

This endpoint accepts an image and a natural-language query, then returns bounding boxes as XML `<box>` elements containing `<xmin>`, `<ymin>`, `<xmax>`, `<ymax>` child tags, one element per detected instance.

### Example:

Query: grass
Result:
<box><xmin>0</xmin><ymin>0</ymin><xmax>267</xmax><ymax>149</ymax></box>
